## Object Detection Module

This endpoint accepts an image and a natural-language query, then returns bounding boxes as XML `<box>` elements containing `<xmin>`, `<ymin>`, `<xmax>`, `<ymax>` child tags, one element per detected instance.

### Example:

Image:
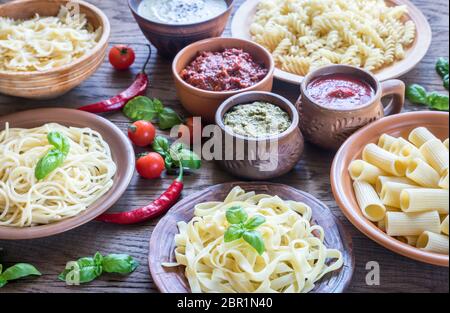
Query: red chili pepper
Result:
<box><xmin>78</xmin><ymin>45</ymin><xmax>152</xmax><ymax>113</ymax></box>
<box><xmin>96</xmin><ymin>168</ymin><xmax>183</xmax><ymax>224</ymax></box>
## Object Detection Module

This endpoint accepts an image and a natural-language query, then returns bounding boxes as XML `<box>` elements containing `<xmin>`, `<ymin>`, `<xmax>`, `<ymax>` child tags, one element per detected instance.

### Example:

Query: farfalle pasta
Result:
<box><xmin>250</xmin><ymin>0</ymin><xmax>416</xmax><ymax>76</ymax></box>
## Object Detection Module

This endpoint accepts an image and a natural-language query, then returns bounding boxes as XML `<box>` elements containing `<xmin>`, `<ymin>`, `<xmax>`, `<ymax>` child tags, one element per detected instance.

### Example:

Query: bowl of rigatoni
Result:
<box><xmin>331</xmin><ymin>111</ymin><xmax>449</xmax><ymax>267</ymax></box>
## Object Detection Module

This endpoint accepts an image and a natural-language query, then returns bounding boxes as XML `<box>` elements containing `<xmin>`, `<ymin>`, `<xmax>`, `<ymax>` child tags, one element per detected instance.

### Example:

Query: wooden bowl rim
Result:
<box><xmin>331</xmin><ymin>111</ymin><xmax>450</xmax><ymax>267</ymax></box>
<box><xmin>0</xmin><ymin>108</ymin><xmax>135</xmax><ymax>240</ymax></box>
<box><xmin>172</xmin><ymin>37</ymin><xmax>275</xmax><ymax>97</ymax></box>
<box><xmin>149</xmin><ymin>182</ymin><xmax>355</xmax><ymax>293</ymax></box>
<box><xmin>0</xmin><ymin>0</ymin><xmax>111</xmax><ymax>77</ymax></box>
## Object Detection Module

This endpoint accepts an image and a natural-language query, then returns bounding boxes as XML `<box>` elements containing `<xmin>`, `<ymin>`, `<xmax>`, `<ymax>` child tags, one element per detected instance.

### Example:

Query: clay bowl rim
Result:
<box><xmin>331</xmin><ymin>111</ymin><xmax>449</xmax><ymax>267</ymax></box>
<box><xmin>301</xmin><ymin>64</ymin><xmax>382</xmax><ymax>113</ymax></box>
<box><xmin>172</xmin><ymin>37</ymin><xmax>275</xmax><ymax>98</ymax></box>
<box><xmin>0</xmin><ymin>108</ymin><xmax>135</xmax><ymax>240</ymax></box>
<box><xmin>128</xmin><ymin>0</ymin><xmax>235</xmax><ymax>28</ymax></box>
<box><xmin>215</xmin><ymin>91</ymin><xmax>300</xmax><ymax>143</ymax></box>
<box><xmin>0</xmin><ymin>0</ymin><xmax>111</xmax><ymax>77</ymax></box>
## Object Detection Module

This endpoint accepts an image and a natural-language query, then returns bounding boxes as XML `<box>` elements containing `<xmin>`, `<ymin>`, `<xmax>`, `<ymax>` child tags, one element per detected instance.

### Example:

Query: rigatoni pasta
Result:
<box><xmin>349</xmin><ymin>127</ymin><xmax>449</xmax><ymax>255</ymax></box>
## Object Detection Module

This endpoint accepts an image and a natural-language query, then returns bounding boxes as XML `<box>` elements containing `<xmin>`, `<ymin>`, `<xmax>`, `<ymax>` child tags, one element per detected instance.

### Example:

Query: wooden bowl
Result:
<box><xmin>149</xmin><ymin>182</ymin><xmax>354</xmax><ymax>293</ymax></box>
<box><xmin>0</xmin><ymin>0</ymin><xmax>110</xmax><ymax>99</ymax></box>
<box><xmin>231</xmin><ymin>0</ymin><xmax>432</xmax><ymax>85</ymax></box>
<box><xmin>172</xmin><ymin>37</ymin><xmax>275</xmax><ymax>123</ymax></box>
<box><xmin>215</xmin><ymin>92</ymin><xmax>304</xmax><ymax>180</ymax></box>
<box><xmin>128</xmin><ymin>0</ymin><xmax>234</xmax><ymax>58</ymax></box>
<box><xmin>331</xmin><ymin>111</ymin><xmax>449</xmax><ymax>267</ymax></box>
<box><xmin>0</xmin><ymin>108</ymin><xmax>135</xmax><ymax>240</ymax></box>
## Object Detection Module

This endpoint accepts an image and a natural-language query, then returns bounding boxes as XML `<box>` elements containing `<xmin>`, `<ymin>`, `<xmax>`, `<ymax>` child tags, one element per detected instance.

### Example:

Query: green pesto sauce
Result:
<box><xmin>223</xmin><ymin>102</ymin><xmax>291</xmax><ymax>138</ymax></box>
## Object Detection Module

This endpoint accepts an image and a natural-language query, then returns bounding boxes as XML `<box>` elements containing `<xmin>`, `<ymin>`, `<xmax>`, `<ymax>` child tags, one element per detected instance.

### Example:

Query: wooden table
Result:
<box><xmin>0</xmin><ymin>0</ymin><xmax>448</xmax><ymax>293</ymax></box>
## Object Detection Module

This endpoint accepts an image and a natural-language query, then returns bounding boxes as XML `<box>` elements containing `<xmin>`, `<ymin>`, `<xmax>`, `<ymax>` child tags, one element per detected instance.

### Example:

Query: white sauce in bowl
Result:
<box><xmin>137</xmin><ymin>0</ymin><xmax>228</xmax><ymax>25</ymax></box>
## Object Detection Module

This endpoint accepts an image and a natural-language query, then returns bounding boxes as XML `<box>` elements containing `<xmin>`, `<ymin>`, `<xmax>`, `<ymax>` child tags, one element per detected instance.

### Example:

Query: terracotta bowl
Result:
<box><xmin>129</xmin><ymin>0</ymin><xmax>234</xmax><ymax>58</ymax></box>
<box><xmin>215</xmin><ymin>91</ymin><xmax>304</xmax><ymax>180</ymax></box>
<box><xmin>331</xmin><ymin>111</ymin><xmax>449</xmax><ymax>267</ymax></box>
<box><xmin>0</xmin><ymin>108</ymin><xmax>135</xmax><ymax>240</ymax></box>
<box><xmin>173</xmin><ymin>38</ymin><xmax>275</xmax><ymax>123</ymax></box>
<box><xmin>0</xmin><ymin>0</ymin><xmax>110</xmax><ymax>100</ymax></box>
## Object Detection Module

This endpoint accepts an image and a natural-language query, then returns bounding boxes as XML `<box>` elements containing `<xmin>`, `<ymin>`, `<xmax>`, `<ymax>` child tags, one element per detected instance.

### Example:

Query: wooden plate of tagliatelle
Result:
<box><xmin>231</xmin><ymin>0</ymin><xmax>432</xmax><ymax>85</ymax></box>
<box><xmin>332</xmin><ymin>111</ymin><xmax>449</xmax><ymax>267</ymax></box>
<box><xmin>149</xmin><ymin>182</ymin><xmax>354</xmax><ymax>293</ymax></box>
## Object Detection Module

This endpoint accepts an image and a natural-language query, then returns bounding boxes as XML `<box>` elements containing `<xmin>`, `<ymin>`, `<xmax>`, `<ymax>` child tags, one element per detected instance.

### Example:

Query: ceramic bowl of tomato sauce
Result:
<box><xmin>296</xmin><ymin>65</ymin><xmax>406</xmax><ymax>150</ymax></box>
<box><xmin>172</xmin><ymin>37</ymin><xmax>275</xmax><ymax>123</ymax></box>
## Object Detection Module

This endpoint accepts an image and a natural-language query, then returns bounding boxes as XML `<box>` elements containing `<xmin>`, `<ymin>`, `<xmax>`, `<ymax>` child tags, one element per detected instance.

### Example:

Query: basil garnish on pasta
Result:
<box><xmin>35</xmin><ymin>131</ymin><xmax>70</xmax><ymax>180</ymax></box>
<box><xmin>224</xmin><ymin>206</ymin><xmax>266</xmax><ymax>255</ymax></box>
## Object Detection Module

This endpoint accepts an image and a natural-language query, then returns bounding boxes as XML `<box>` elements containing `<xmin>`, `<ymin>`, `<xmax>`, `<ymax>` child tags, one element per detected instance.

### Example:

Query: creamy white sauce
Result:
<box><xmin>137</xmin><ymin>0</ymin><xmax>228</xmax><ymax>25</ymax></box>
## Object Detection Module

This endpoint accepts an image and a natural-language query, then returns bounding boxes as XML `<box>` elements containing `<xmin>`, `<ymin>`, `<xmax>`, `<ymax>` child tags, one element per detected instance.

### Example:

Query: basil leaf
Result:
<box><xmin>47</xmin><ymin>132</ymin><xmax>70</xmax><ymax>155</ymax></box>
<box><xmin>0</xmin><ymin>263</ymin><xmax>41</xmax><ymax>284</ymax></box>
<box><xmin>443</xmin><ymin>74</ymin><xmax>449</xmax><ymax>90</ymax></box>
<box><xmin>102</xmin><ymin>254</ymin><xmax>139</xmax><ymax>274</ymax></box>
<box><xmin>35</xmin><ymin>149</ymin><xmax>65</xmax><ymax>180</ymax></box>
<box><xmin>94</xmin><ymin>252</ymin><xmax>103</xmax><ymax>267</ymax></box>
<box><xmin>245</xmin><ymin>215</ymin><xmax>266</xmax><ymax>230</ymax></box>
<box><xmin>427</xmin><ymin>92</ymin><xmax>449</xmax><ymax>111</ymax></box>
<box><xmin>226</xmin><ymin>206</ymin><xmax>248</xmax><ymax>225</ymax></box>
<box><xmin>158</xmin><ymin>107</ymin><xmax>183</xmax><ymax>130</ymax></box>
<box><xmin>170</xmin><ymin>145</ymin><xmax>201</xmax><ymax>170</ymax></box>
<box><xmin>123</xmin><ymin>96</ymin><xmax>162</xmax><ymax>121</ymax></box>
<box><xmin>224</xmin><ymin>225</ymin><xmax>245</xmax><ymax>242</ymax></box>
<box><xmin>406</xmin><ymin>84</ymin><xmax>428</xmax><ymax>104</ymax></box>
<box><xmin>59</xmin><ymin>257</ymin><xmax>102</xmax><ymax>284</ymax></box>
<box><xmin>436</xmin><ymin>57</ymin><xmax>449</xmax><ymax>78</ymax></box>
<box><xmin>243</xmin><ymin>231</ymin><xmax>266</xmax><ymax>255</ymax></box>
<box><xmin>152</xmin><ymin>136</ymin><xmax>171</xmax><ymax>157</ymax></box>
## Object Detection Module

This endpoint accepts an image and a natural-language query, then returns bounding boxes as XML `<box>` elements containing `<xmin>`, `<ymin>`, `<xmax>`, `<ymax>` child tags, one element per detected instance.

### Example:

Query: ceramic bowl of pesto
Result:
<box><xmin>128</xmin><ymin>0</ymin><xmax>234</xmax><ymax>57</ymax></box>
<box><xmin>215</xmin><ymin>91</ymin><xmax>304</xmax><ymax>180</ymax></box>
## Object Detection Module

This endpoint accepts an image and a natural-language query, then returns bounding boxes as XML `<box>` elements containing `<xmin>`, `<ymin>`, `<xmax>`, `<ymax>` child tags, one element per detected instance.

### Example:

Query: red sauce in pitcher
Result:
<box><xmin>307</xmin><ymin>74</ymin><xmax>375</xmax><ymax>109</ymax></box>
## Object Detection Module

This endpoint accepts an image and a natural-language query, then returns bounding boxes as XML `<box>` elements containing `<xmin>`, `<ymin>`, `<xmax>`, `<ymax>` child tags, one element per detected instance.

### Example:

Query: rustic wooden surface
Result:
<box><xmin>0</xmin><ymin>0</ymin><xmax>448</xmax><ymax>293</ymax></box>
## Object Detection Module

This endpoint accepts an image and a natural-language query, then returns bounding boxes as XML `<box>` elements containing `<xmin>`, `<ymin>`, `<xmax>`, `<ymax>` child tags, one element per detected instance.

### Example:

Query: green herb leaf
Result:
<box><xmin>123</xmin><ymin>96</ymin><xmax>163</xmax><ymax>121</ymax></box>
<box><xmin>152</xmin><ymin>136</ymin><xmax>171</xmax><ymax>157</ymax></box>
<box><xmin>35</xmin><ymin>149</ymin><xmax>66</xmax><ymax>180</ymax></box>
<box><xmin>443</xmin><ymin>74</ymin><xmax>449</xmax><ymax>90</ymax></box>
<box><xmin>102</xmin><ymin>254</ymin><xmax>139</xmax><ymax>274</ymax></box>
<box><xmin>245</xmin><ymin>215</ymin><xmax>266</xmax><ymax>230</ymax></box>
<box><xmin>224</xmin><ymin>225</ymin><xmax>245</xmax><ymax>242</ymax></box>
<box><xmin>226</xmin><ymin>206</ymin><xmax>248</xmax><ymax>225</ymax></box>
<box><xmin>406</xmin><ymin>84</ymin><xmax>428</xmax><ymax>104</ymax></box>
<box><xmin>436</xmin><ymin>57</ymin><xmax>449</xmax><ymax>78</ymax></box>
<box><xmin>170</xmin><ymin>143</ymin><xmax>201</xmax><ymax>170</ymax></box>
<box><xmin>0</xmin><ymin>263</ymin><xmax>41</xmax><ymax>288</ymax></box>
<box><xmin>158</xmin><ymin>107</ymin><xmax>183</xmax><ymax>130</ymax></box>
<box><xmin>243</xmin><ymin>230</ymin><xmax>266</xmax><ymax>255</ymax></box>
<box><xmin>427</xmin><ymin>92</ymin><xmax>449</xmax><ymax>111</ymax></box>
<box><xmin>47</xmin><ymin>132</ymin><xmax>70</xmax><ymax>155</ymax></box>
<box><xmin>59</xmin><ymin>256</ymin><xmax>102</xmax><ymax>284</ymax></box>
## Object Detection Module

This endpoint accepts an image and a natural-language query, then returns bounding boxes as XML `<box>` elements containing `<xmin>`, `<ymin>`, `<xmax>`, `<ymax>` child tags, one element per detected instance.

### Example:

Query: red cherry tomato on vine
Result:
<box><xmin>136</xmin><ymin>153</ymin><xmax>165</xmax><ymax>179</ymax></box>
<box><xmin>128</xmin><ymin>121</ymin><xmax>156</xmax><ymax>147</ymax></box>
<box><xmin>109</xmin><ymin>45</ymin><xmax>136</xmax><ymax>70</ymax></box>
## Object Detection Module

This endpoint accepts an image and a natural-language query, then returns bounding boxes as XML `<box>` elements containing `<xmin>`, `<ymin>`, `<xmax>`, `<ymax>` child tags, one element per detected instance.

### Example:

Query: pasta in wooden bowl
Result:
<box><xmin>332</xmin><ymin>111</ymin><xmax>449</xmax><ymax>266</ymax></box>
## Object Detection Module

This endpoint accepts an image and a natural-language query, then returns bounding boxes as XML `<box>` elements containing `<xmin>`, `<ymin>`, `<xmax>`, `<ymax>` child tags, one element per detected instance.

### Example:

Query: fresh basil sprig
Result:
<box><xmin>58</xmin><ymin>252</ymin><xmax>139</xmax><ymax>285</ymax></box>
<box><xmin>224</xmin><ymin>206</ymin><xmax>266</xmax><ymax>255</ymax></box>
<box><xmin>436</xmin><ymin>57</ymin><xmax>449</xmax><ymax>90</ymax></box>
<box><xmin>35</xmin><ymin>131</ymin><xmax>70</xmax><ymax>180</ymax></box>
<box><xmin>123</xmin><ymin>96</ymin><xmax>183</xmax><ymax>130</ymax></box>
<box><xmin>406</xmin><ymin>84</ymin><xmax>449</xmax><ymax>111</ymax></box>
<box><xmin>152</xmin><ymin>136</ymin><xmax>201</xmax><ymax>170</ymax></box>
<box><xmin>0</xmin><ymin>263</ymin><xmax>41</xmax><ymax>288</ymax></box>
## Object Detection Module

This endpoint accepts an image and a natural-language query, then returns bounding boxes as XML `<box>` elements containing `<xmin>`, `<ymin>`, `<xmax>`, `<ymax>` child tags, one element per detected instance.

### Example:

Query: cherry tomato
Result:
<box><xmin>128</xmin><ymin>121</ymin><xmax>156</xmax><ymax>147</ymax></box>
<box><xmin>109</xmin><ymin>45</ymin><xmax>136</xmax><ymax>70</ymax></box>
<box><xmin>136</xmin><ymin>152</ymin><xmax>165</xmax><ymax>179</ymax></box>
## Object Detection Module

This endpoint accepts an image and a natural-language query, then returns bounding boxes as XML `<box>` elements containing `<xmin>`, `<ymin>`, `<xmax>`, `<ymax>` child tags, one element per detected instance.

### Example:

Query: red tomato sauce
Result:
<box><xmin>307</xmin><ymin>74</ymin><xmax>375</xmax><ymax>109</ymax></box>
<box><xmin>180</xmin><ymin>48</ymin><xmax>268</xmax><ymax>92</ymax></box>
